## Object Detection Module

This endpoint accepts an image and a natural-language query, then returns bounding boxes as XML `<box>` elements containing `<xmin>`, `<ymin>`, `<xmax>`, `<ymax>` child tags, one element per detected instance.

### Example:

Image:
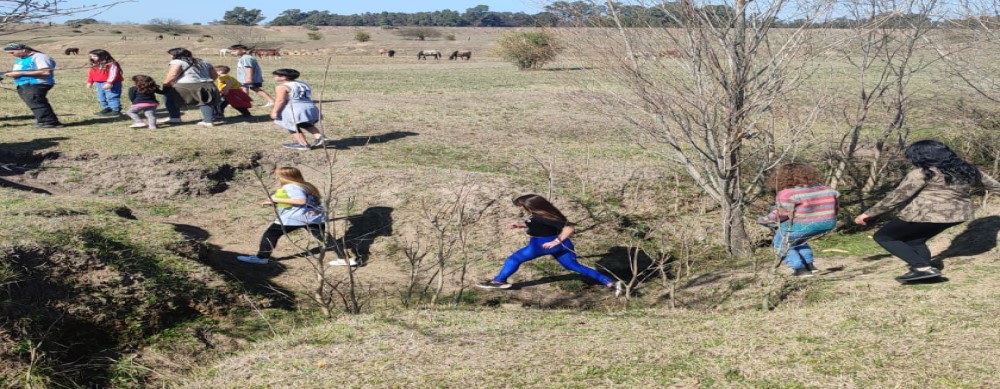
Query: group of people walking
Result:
<box><xmin>5</xmin><ymin>43</ymin><xmax>996</xmax><ymax>291</ymax></box>
<box><xmin>2</xmin><ymin>43</ymin><xmax>326</xmax><ymax>150</ymax></box>
<box><xmin>763</xmin><ymin>140</ymin><xmax>1000</xmax><ymax>283</ymax></box>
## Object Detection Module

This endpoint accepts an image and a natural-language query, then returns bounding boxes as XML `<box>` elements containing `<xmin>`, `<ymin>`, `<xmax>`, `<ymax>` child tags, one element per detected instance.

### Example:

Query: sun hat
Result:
<box><xmin>3</xmin><ymin>43</ymin><xmax>34</xmax><ymax>51</ymax></box>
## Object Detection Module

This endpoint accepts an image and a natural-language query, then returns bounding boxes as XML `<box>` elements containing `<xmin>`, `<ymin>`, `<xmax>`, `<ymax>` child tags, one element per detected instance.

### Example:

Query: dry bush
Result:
<box><xmin>495</xmin><ymin>31</ymin><xmax>562</xmax><ymax>70</ymax></box>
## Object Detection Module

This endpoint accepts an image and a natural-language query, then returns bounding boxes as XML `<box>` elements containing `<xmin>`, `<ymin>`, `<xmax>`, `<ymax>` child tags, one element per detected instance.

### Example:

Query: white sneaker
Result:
<box><xmin>129</xmin><ymin>122</ymin><xmax>146</xmax><ymax>128</ymax></box>
<box><xmin>157</xmin><ymin>118</ymin><xmax>182</xmax><ymax>124</ymax></box>
<box><xmin>328</xmin><ymin>258</ymin><xmax>358</xmax><ymax>266</ymax></box>
<box><xmin>612</xmin><ymin>281</ymin><xmax>625</xmax><ymax>297</ymax></box>
<box><xmin>236</xmin><ymin>255</ymin><xmax>269</xmax><ymax>264</ymax></box>
<box><xmin>197</xmin><ymin>121</ymin><xmax>214</xmax><ymax>128</ymax></box>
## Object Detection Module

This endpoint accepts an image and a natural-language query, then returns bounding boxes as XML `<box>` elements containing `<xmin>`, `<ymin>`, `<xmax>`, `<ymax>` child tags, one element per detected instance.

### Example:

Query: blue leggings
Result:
<box><xmin>493</xmin><ymin>237</ymin><xmax>613</xmax><ymax>285</ymax></box>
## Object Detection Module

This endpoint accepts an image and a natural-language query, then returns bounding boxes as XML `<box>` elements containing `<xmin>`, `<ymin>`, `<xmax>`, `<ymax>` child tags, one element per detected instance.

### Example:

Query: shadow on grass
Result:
<box><xmin>543</xmin><ymin>67</ymin><xmax>594</xmax><ymax>72</ymax></box>
<box><xmin>0</xmin><ymin>136</ymin><xmax>66</xmax><ymax>194</ymax></box>
<box><xmin>931</xmin><ymin>216</ymin><xmax>1000</xmax><ymax>270</ymax></box>
<box><xmin>170</xmin><ymin>223</ymin><xmax>296</xmax><ymax>309</ymax></box>
<box><xmin>594</xmin><ymin>246</ymin><xmax>665</xmax><ymax>284</ymax></box>
<box><xmin>509</xmin><ymin>274</ymin><xmax>584</xmax><ymax>290</ymax></box>
<box><xmin>343</xmin><ymin>206</ymin><xmax>394</xmax><ymax>264</ymax></box>
<box><xmin>319</xmin><ymin>131</ymin><xmax>418</xmax><ymax>150</ymax></box>
<box><xmin>863</xmin><ymin>254</ymin><xmax>893</xmax><ymax>261</ymax></box>
<box><xmin>901</xmin><ymin>276</ymin><xmax>949</xmax><ymax>285</ymax></box>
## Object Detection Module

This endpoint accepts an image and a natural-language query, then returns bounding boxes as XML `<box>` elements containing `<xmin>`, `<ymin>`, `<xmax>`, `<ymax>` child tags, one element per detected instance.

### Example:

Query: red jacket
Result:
<box><xmin>87</xmin><ymin>62</ymin><xmax>123</xmax><ymax>83</ymax></box>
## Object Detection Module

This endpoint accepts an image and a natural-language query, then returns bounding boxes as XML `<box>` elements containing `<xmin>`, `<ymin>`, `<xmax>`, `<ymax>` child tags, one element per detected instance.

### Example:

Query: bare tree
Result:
<box><xmin>0</xmin><ymin>0</ymin><xmax>129</xmax><ymax>35</ymax></box>
<box><xmin>826</xmin><ymin>0</ymin><xmax>941</xmax><ymax>195</ymax></box>
<box><xmin>560</xmin><ymin>0</ymin><xmax>826</xmax><ymax>256</ymax></box>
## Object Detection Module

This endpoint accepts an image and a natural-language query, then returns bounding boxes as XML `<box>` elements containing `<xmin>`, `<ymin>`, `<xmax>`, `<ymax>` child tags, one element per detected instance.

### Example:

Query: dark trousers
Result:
<box><xmin>17</xmin><ymin>84</ymin><xmax>60</xmax><ymax>125</ymax></box>
<box><xmin>218</xmin><ymin>100</ymin><xmax>251</xmax><ymax>117</ymax></box>
<box><xmin>256</xmin><ymin>223</ymin><xmax>344</xmax><ymax>259</ymax></box>
<box><xmin>873</xmin><ymin>219</ymin><xmax>960</xmax><ymax>268</ymax></box>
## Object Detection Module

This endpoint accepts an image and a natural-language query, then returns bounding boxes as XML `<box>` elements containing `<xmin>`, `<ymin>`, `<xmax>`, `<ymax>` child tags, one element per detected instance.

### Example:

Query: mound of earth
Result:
<box><xmin>0</xmin><ymin>190</ymin><xmax>239</xmax><ymax>388</ymax></box>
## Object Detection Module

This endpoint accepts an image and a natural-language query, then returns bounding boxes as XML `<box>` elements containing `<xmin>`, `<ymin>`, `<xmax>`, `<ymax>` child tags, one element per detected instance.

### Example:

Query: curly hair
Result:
<box><xmin>905</xmin><ymin>139</ymin><xmax>981</xmax><ymax>185</ymax></box>
<box><xmin>131</xmin><ymin>75</ymin><xmax>158</xmax><ymax>95</ymax></box>
<box><xmin>768</xmin><ymin>163</ymin><xmax>822</xmax><ymax>191</ymax></box>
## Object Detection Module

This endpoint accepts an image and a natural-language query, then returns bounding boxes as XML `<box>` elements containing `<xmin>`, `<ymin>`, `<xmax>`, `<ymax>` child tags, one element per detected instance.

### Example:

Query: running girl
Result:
<box><xmin>476</xmin><ymin>194</ymin><xmax>623</xmax><ymax>295</ymax></box>
<box><xmin>86</xmin><ymin>49</ymin><xmax>123</xmax><ymax>116</ymax></box>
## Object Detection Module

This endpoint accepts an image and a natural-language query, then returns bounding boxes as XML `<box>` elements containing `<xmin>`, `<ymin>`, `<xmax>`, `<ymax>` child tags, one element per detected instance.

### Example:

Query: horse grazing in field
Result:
<box><xmin>417</xmin><ymin>50</ymin><xmax>441</xmax><ymax>60</ymax></box>
<box><xmin>379</xmin><ymin>48</ymin><xmax>388</xmax><ymax>56</ymax></box>
<box><xmin>252</xmin><ymin>48</ymin><xmax>281</xmax><ymax>58</ymax></box>
<box><xmin>219</xmin><ymin>48</ymin><xmax>229</xmax><ymax>57</ymax></box>
<box><xmin>155</xmin><ymin>34</ymin><xmax>163</xmax><ymax>40</ymax></box>
<box><xmin>387</xmin><ymin>50</ymin><xmax>395</xmax><ymax>58</ymax></box>
<box><xmin>449</xmin><ymin>50</ymin><xmax>472</xmax><ymax>60</ymax></box>
<box><xmin>64</xmin><ymin>47</ymin><xmax>79</xmax><ymax>55</ymax></box>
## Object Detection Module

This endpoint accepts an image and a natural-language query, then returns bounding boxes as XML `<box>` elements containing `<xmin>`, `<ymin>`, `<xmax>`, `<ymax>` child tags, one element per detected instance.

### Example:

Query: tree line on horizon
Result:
<box><xmin>241</xmin><ymin>2</ymin><xmax>1000</xmax><ymax>29</ymax></box>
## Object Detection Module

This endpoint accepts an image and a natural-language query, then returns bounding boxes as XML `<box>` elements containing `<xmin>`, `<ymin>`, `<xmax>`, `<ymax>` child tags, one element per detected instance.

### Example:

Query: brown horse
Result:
<box><xmin>378</xmin><ymin>48</ymin><xmax>388</xmax><ymax>56</ymax></box>
<box><xmin>448</xmin><ymin>50</ymin><xmax>472</xmax><ymax>61</ymax></box>
<box><xmin>64</xmin><ymin>47</ymin><xmax>79</xmax><ymax>55</ymax></box>
<box><xmin>252</xmin><ymin>48</ymin><xmax>281</xmax><ymax>58</ymax></box>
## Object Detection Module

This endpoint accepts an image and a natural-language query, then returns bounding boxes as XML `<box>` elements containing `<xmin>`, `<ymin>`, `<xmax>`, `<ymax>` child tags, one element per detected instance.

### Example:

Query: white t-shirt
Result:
<box><xmin>169</xmin><ymin>59</ymin><xmax>213</xmax><ymax>83</ymax></box>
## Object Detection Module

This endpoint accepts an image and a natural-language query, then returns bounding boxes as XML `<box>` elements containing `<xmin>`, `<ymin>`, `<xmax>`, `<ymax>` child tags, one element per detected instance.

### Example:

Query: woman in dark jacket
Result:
<box><xmin>855</xmin><ymin>140</ymin><xmax>1000</xmax><ymax>282</ymax></box>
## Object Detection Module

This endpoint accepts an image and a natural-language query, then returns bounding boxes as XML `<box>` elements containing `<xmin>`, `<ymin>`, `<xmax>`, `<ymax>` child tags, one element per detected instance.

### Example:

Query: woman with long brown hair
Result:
<box><xmin>476</xmin><ymin>194</ymin><xmax>622</xmax><ymax>295</ymax></box>
<box><xmin>237</xmin><ymin>167</ymin><xmax>349</xmax><ymax>265</ymax></box>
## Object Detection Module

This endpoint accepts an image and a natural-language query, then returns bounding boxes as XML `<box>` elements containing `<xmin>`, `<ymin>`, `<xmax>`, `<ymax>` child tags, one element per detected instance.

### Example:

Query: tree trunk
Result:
<box><xmin>723</xmin><ymin>200</ymin><xmax>752</xmax><ymax>257</ymax></box>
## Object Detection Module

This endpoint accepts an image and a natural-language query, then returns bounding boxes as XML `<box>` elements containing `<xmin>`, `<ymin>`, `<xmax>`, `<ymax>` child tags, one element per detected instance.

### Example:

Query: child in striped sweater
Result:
<box><xmin>766</xmin><ymin>163</ymin><xmax>840</xmax><ymax>277</ymax></box>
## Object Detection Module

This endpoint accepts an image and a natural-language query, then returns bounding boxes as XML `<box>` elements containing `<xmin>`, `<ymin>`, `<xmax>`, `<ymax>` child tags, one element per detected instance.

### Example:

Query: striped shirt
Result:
<box><xmin>773</xmin><ymin>185</ymin><xmax>840</xmax><ymax>232</ymax></box>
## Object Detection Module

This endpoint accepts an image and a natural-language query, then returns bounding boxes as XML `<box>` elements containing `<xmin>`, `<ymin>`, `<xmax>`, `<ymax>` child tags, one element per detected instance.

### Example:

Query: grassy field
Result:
<box><xmin>1</xmin><ymin>24</ymin><xmax>1000</xmax><ymax>387</ymax></box>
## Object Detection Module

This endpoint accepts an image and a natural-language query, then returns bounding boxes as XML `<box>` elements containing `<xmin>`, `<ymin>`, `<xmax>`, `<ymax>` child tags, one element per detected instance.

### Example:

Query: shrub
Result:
<box><xmin>303</xmin><ymin>24</ymin><xmax>319</xmax><ymax>31</ymax></box>
<box><xmin>308</xmin><ymin>32</ymin><xmax>323</xmax><ymax>41</ymax></box>
<box><xmin>445</xmin><ymin>34</ymin><xmax>456</xmax><ymax>41</ymax></box>
<box><xmin>355</xmin><ymin>30</ymin><xmax>371</xmax><ymax>42</ymax></box>
<box><xmin>495</xmin><ymin>31</ymin><xmax>562</xmax><ymax>70</ymax></box>
<box><xmin>110</xmin><ymin>30</ymin><xmax>122</xmax><ymax>34</ymax></box>
<box><xmin>394</xmin><ymin>27</ymin><xmax>441</xmax><ymax>41</ymax></box>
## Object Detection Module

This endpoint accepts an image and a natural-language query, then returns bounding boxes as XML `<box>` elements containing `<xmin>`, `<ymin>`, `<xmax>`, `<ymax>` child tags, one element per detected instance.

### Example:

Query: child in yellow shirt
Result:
<box><xmin>213</xmin><ymin>65</ymin><xmax>252</xmax><ymax>119</ymax></box>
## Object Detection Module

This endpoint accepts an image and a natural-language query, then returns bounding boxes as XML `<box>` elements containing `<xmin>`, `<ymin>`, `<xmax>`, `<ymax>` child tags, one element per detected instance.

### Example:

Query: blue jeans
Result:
<box><xmin>773</xmin><ymin>228</ymin><xmax>831</xmax><ymax>269</ymax></box>
<box><xmin>493</xmin><ymin>237</ymin><xmax>613</xmax><ymax>285</ymax></box>
<box><xmin>95</xmin><ymin>82</ymin><xmax>122</xmax><ymax>111</ymax></box>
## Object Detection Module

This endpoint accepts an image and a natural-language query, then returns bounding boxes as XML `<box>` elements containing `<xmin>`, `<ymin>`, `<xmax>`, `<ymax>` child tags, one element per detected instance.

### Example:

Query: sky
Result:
<box><xmin>52</xmin><ymin>0</ymin><xmax>543</xmax><ymax>24</ymax></box>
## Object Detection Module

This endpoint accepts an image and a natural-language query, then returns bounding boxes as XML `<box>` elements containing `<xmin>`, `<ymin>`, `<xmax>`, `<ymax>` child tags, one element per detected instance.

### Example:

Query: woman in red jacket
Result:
<box><xmin>86</xmin><ymin>49</ymin><xmax>123</xmax><ymax>117</ymax></box>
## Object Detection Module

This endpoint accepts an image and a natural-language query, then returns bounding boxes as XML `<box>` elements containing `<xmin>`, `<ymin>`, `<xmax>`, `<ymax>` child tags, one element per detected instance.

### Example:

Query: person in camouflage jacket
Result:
<box><xmin>855</xmin><ymin>140</ymin><xmax>1000</xmax><ymax>283</ymax></box>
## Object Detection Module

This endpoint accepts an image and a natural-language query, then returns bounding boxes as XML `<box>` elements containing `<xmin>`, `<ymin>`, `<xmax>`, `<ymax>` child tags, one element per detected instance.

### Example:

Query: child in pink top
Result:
<box><xmin>766</xmin><ymin>163</ymin><xmax>840</xmax><ymax>277</ymax></box>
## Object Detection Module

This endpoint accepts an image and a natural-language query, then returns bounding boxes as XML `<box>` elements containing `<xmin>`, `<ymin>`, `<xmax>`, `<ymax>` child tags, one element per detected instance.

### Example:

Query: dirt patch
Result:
<box><xmin>0</xmin><ymin>221</ymin><xmax>239</xmax><ymax>387</ymax></box>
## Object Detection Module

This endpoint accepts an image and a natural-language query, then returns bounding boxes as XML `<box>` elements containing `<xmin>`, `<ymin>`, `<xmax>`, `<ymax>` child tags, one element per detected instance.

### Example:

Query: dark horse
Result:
<box><xmin>449</xmin><ymin>50</ymin><xmax>472</xmax><ymax>60</ymax></box>
<box><xmin>417</xmin><ymin>50</ymin><xmax>441</xmax><ymax>60</ymax></box>
<box><xmin>64</xmin><ymin>48</ymin><xmax>79</xmax><ymax>55</ymax></box>
<box><xmin>387</xmin><ymin>50</ymin><xmax>396</xmax><ymax>58</ymax></box>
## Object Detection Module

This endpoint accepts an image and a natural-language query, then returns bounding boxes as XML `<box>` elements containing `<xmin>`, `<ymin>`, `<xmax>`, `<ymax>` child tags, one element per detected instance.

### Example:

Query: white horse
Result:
<box><xmin>219</xmin><ymin>48</ymin><xmax>229</xmax><ymax>57</ymax></box>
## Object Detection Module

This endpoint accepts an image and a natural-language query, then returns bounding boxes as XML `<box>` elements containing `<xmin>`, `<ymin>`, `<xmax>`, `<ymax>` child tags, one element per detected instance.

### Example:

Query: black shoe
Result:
<box><xmin>98</xmin><ymin>110</ymin><xmax>121</xmax><ymax>117</ymax></box>
<box><xmin>792</xmin><ymin>268</ymin><xmax>814</xmax><ymax>278</ymax></box>
<box><xmin>34</xmin><ymin>122</ymin><xmax>64</xmax><ymax>128</ymax></box>
<box><xmin>895</xmin><ymin>268</ymin><xmax>942</xmax><ymax>283</ymax></box>
<box><xmin>94</xmin><ymin>108</ymin><xmax>112</xmax><ymax>115</ymax></box>
<box><xmin>929</xmin><ymin>258</ymin><xmax>944</xmax><ymax>270</ymax></box>
<box><xmin>805</xmin><ymin>263</ymin><xmax>819</xmax><ymax>273</ymax></box>
<box><xmin>474</xmin><ymin>280</ymin><xmax>512</xmax><ymax>289</ymax></box>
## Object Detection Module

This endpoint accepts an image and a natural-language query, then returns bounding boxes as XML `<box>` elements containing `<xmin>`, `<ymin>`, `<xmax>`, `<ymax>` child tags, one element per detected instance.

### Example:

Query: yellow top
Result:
<box><xmin>215</xmin><ymin>74</ymin><xmax>240</xmax><ymax>91</ymax></box>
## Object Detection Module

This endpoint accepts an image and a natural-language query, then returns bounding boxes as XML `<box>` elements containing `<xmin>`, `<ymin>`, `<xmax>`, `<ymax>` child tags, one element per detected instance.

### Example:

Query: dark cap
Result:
<box><xmin>3</xmin><ymin>43</ymin><xmax>34</xmax><ymax>51</ymax></box>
